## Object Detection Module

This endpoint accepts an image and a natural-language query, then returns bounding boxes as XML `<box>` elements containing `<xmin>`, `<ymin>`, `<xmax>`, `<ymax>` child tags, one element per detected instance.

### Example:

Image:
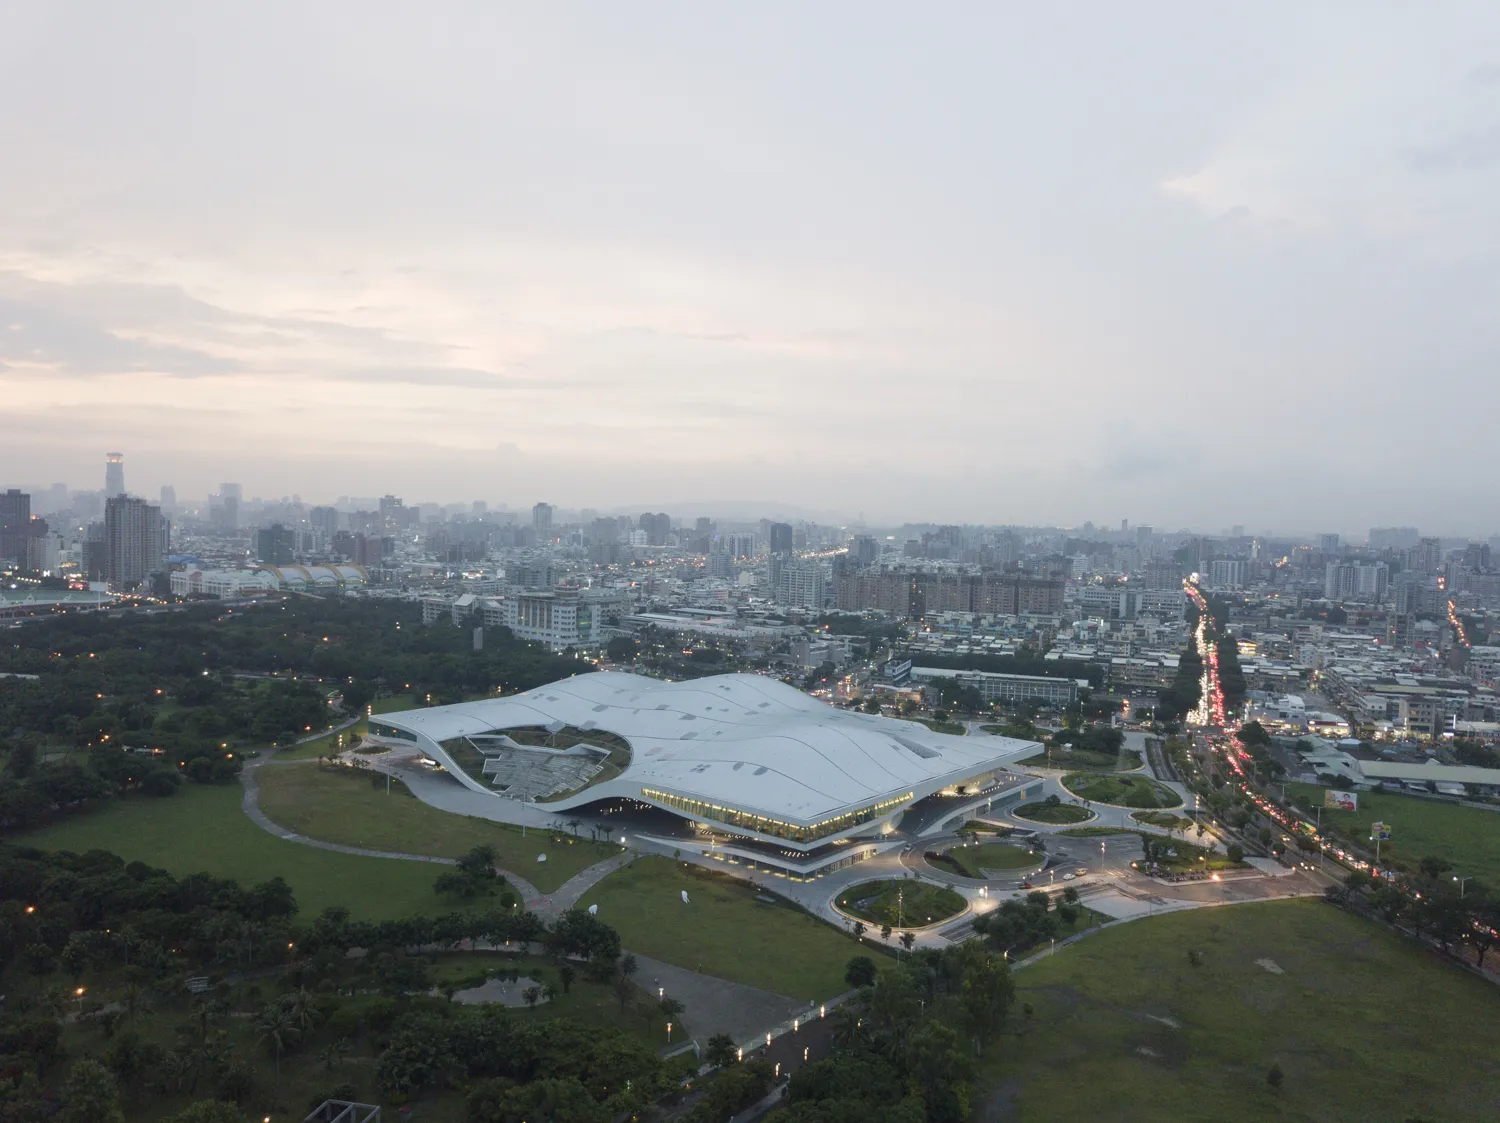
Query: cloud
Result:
<box><xmin>0</xmin><ymin>296</ymin><xmax>243</xmax><ymax>376</ymax></box>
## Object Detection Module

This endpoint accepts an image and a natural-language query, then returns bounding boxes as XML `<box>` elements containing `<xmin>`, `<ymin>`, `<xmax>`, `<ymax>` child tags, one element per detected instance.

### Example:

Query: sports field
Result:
<box><xmin>254</xmin><ymin>761</ymin><xmax>620</xmax><ymax>892</ymax></box>
<box><xmin>1286</xmin><ymin>782</ymin><xmax>1500</xmax><ymax>885</ymax></box>
<box><xmin>581</xmin><ymin>856</ymin><xmax>863</xmax><ymax>1000</ymax></box>
<box><xmin>984</xmin><ymin>898</ymin><xmax>1500</xmax><ymax>1121</ymax></box>
<box><xmin>14</xmin><ymin>782</ymin><xmax>481</xmax><ymax>921</ymax></box>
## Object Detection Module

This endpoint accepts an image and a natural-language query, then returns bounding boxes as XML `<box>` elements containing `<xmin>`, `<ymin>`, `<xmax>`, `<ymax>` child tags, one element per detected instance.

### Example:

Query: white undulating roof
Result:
<box><xmin>378</xmin><ymin>671</ymin><xmax>1038</xmax><ymax>825</ymax></box>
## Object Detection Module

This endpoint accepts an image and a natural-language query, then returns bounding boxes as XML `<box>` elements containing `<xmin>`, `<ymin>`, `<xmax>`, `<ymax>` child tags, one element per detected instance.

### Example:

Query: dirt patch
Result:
<box><xmin>1256</xmin><ymin>958</ymin><xmax>1285</xmax><ymax>974</ymax></box>
<box><xmin>1146</xmin><ymin>1013</ymin><xmax>1182</xmax><ymax>1028</ymax></box>
<box><xmin>1135</xmin><ymin>1044</ymin><xmax>1159</xmax><ymax>1058</ymax></box>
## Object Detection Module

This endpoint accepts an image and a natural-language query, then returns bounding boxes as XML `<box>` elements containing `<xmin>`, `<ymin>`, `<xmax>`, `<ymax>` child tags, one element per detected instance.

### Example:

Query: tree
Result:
<box><xmin>558</xmin><ymin>963</ymin><xmax>576</xmax><ymax>994</ymax></box>
<box><xmin>900</xmin><ymin>931</ymin><xmax>917</xmax><ymax>953</ymax></box>
<box><xmin>845</xmin><ymin>955</ymin><xmax>877</xmax><ymax>989</ymax></box>
<box><xmin>852</xmin><ymin>921</ymin><xmax>866</xmax><ymax>940</ymax></box>
<box><xmin>257</xmin><ymin>1001</ymin><xmax>299</xmax><ymax>1109</ymax></box>
<box><xmin>659</xmin><ymin>996</ymin><xmax>685</xmax><ymax>1023</ymax></box>
<box><xmin>1227</xmin><ymin>843</ymin><xmax>1244</xmax><ymax>863</ymax></box>
<box><xmin>1267</xmin><ymin>1062</ymin><xmax>1284</xmax><ymax>1090</ymax></box>
<box><xmin>704</xmin><ymin>1032</ymin><xmax>738</xmax><ymax>1068</ymax></box>
<box><xmin>880</xmin><ymin>923</ymin><xmax>893</xmax><ymax>943</ymax></box>
<box><xmin>59</xmin><ymin>1059</ymin><xmax>124</xmax><ymax>1123</ymax></box>
<box><xmin>1419</xmin><ymin>855</ymin><xmax>1455</xmax><ymax>881</ymax></box>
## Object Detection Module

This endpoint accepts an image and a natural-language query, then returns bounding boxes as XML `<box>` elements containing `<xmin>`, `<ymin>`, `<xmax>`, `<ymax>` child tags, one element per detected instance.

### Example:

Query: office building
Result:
<box><xmin>104</xmin><ymin>495</ymin><xmax>166</xmax><ymax>592</ymax></box>
<box><xmin>256</xmin><ymin>523</ymin><xmax>297</xmax><ymax>565</ymax></box>
<box><xmin>159</xmin><ymin>485</ymin><xmax>176</xmax><ymax>515</ymax></box>
<box><xmin>1319</xmin><ymin>533</ymin><xmax>1341</xmax><ymax>555</ymax></box>
<box><xmin>104</xmin><ymin>452</ymin><xmax>125</xmax><ymax>497</ymax></box>
<box><xmin>768</xmin><ymin>522</ymin><xmax>794</xmax><ymax>556</ymax></box>
<box><xmin>851</xmin><ymin>534</ymin><xmax>880</xmax><ymax>568</ymax></box>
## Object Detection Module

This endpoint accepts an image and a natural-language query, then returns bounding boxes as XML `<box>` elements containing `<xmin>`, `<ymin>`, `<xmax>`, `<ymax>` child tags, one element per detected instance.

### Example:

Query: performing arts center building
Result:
<box><xmin>364</xmin><ymin>671</ymin><xmax>1040</xmax><ymax>878</ymax></box>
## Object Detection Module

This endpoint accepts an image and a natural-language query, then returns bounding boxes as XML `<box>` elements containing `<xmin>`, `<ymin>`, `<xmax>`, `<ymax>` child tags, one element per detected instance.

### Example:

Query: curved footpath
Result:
<box><xmin>237</xmin><ymin>747</ymin><xmax>645</xmax><ymax>917</ymax></box>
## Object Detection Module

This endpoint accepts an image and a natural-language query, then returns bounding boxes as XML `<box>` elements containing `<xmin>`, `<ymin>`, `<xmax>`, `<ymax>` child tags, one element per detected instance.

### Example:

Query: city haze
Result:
<box><xmin>3</xmin><ymin>4</ymin><xmax>1500</xmax><ymax>529</ymax></box>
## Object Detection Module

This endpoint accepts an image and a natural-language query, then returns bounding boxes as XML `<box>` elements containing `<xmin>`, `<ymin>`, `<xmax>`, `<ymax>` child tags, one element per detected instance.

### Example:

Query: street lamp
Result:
<box><xmin>1454</xmin><ymin>875</ymin><xmax>1472</xmax><ymax>899</ymax></box>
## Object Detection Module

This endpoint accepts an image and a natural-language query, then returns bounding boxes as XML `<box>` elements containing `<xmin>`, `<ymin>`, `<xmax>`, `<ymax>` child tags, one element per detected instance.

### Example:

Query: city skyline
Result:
<box><xmin>4</xmin><ymin>5</ymin><xmax>1500</xmax><ymax>529</ymax></box>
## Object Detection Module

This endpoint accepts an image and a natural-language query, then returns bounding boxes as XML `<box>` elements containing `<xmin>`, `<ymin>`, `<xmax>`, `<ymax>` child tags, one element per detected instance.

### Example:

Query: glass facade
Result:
<box><xmin>368</xmin><ymin>720</ymin><xmax>418</xmax><ymax>743</ymax></box>
<box><xmin>639</xmin><ymin>787</ymin><xmax>913</xmax><ymax>843</ymax></box>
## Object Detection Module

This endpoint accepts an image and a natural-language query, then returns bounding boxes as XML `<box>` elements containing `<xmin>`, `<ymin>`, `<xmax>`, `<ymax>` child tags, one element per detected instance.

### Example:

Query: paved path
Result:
<box><xmin>633</xmin><ymin>953</ymin><xmax>810</xmax><ymax>1045</ymax></box>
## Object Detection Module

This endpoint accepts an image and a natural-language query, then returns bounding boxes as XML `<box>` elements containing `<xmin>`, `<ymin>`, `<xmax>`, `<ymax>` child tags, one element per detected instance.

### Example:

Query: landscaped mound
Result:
<box><xmin>940</xmin><ymin>842</ymin><xmax>1041</xmax><ymax>878</ymax></box>
<box><xmin>835</xmin><ymin>879</ymin><xmax>967</xmax><ymax>928</ymax></box>
<box><xmin>1013</xmin><ymin>795</ymin><xmax>1094</xmax><ymax>824</ymax></box>
<box><xmin>1062</xmin><ymin>772</ymin><xmax>1183</xmax><ymax>809</ymax></box>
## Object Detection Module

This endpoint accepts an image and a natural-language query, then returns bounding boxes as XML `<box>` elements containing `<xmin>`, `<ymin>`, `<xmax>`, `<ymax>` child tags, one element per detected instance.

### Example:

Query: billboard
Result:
<box><xmin>1324</xmin><ymin>790</ymin><xmax>1358</xmax><ymax>811</ymax></box>
<box><xmin>1370</xmin><ymin>821</ymin><xmax>1391</xmax><ymax>840</ymax></box>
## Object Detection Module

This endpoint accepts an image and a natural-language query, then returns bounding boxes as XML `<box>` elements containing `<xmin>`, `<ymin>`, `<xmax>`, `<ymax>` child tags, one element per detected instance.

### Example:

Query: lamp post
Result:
<box><xmin>1454</xmin><ymin>875</ymin><xmax>1472</xmax><ymax>899</ymax></box>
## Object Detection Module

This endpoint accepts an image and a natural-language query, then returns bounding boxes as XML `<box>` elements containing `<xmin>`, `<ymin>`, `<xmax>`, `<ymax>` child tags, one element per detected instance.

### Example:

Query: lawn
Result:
<box><xmin>1063</xmin><ymin>772</ymin><xmax>1182</xmax><ymax>809</ymax></box>
<box><xmin>1285</xmin><ymin>782</ymin><xmax>1500</xmax><ymax>886</ymax></box>
<box><xmin>582</xmin><ymin>856</ymin><xmax>863</xmax><ymax>1001</ymax></box>
<box><xmin>254</xmin><ymin>761</ymin><xmax>621</xmax><ymax>893</ymax></box>
<box><xmin>12</xmin><ymin>782</ymin><xmax>484</xmax><ymax>922</ymax></box>
<box><xmin>981</xmin><ymin>899</ymin><xmax>1500</xmax><ymax>1121</ymax></box>
<box><xmin>1131</xmin><ymin>810</ymin><xmax>1195</xmax><ymax>831</ymax></box>
<box><xmin>1060</xmin><ymin>826</ymin><xmax>1136</xmax><ymax>837</ymax></box>
<box><xmin>944</xmin><ymin>842</ymin><xmax>1041</xmax><ymax>877</ymax></box>
<box><xmin>835</xmin><ymin>879</ymin><xmax>967</xmax><ymax>928</ymax></box>
<box><xmin>1018</xmin><ymin>745</ymin><xmax>1142</xmax><ymax>772</ymax></box>
<box><xmin>1014</xmin><ymin>799</ymin><xmax>1093</xmax><ymax>824</ymax></box>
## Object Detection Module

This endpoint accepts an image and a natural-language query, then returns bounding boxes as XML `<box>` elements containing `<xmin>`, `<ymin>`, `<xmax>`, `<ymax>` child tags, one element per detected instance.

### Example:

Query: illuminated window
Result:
<box><xmin>639</xmin><ymin>788</ymin><xmax>913</xmax><ymax>843</ymax></box>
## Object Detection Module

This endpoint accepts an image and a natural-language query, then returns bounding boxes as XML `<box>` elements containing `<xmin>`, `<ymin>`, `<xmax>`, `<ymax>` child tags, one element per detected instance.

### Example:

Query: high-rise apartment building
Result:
<box><xmin>850</xmin><ymin>534</ymin><xmax>879</xmax><ymax>568</ymax></box>
<box><xmin>639</xmin><ymin>512</ymin><xmax>671</xmax><ymax>547</ymax></box>
<box><xmin>1319</xmin><ymin>533</ymin><xmax>1341</xmax><ymax>555</ymax></box>
<box><xmin>1324</xmin><ymin>561</ymin><xmax>1389</xmax><ymax>602</ymax></box>
<box><xmin>1207</xmin><ymin>559</ymin><xmax>1251</xmax><ymax>589</ymax></box>
<box><xmin>159</xmin><ymin>485</ymin><xmax>176</xmax><ymax>515</ymax></box>
<box><xmin>774</xmin><ymin>558</ymin><xmax>826</xmax><ymax>609</ymax></box>
<box><xmin>104</xmin><ymin>452</ymin><xmax>125</xmax><ymax>497</ymax></box>
<box><xmin>1409</xmin><ymin>537</ymin><xmax>1444</xmax><ymax>573</ymax></box>
<box><xmin>532</xmin><ymin>502</ymin><xmax>554</xmax><ymax>539</ymax></box>
<box><xmin>104</xmin><ymin>496</ymin><xmax>166</xmax><ymax>592</ymax></box>
<box><xmin>0</xmin><ymin>489</ymin><xmax>30</xmax><ymax>567</ymax></box>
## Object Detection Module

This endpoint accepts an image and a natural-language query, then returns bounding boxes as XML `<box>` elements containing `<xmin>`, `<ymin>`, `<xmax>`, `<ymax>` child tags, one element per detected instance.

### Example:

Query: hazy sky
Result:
<box><xmin>2</xmin><ymin>4</ymin><xmax>1498</xmax><ymax>532</ymax></box>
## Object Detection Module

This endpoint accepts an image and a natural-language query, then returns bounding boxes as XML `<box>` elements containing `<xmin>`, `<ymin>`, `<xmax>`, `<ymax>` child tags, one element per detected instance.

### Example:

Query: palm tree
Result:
<box><xmin>284</xmin><ymin>988</ymin><xmax>318</xmax><ymax>1036</ymax></box>
<box><xmin>256</xmin><ymin>1002</ymin><xmax>298</xmax><ymax>1109</ymax></box>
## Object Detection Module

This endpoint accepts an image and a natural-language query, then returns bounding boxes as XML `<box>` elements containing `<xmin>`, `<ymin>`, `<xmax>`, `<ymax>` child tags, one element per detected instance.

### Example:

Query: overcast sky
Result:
<box><xmin>2</xmin><ymin>3</ymin><xmax>1498</xmax><ymax>533</ymax></box>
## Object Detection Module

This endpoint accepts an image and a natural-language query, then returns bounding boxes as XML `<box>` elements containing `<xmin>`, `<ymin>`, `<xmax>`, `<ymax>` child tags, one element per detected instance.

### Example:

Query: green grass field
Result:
<box><xmin>835</xmin><ymin>879</ymin><xmax>966</xmax><ymax>927</ymax></box>
<box><xmin>13</xmin><ymin>782</ymin><xmax>482</xmax><ymax>922</ymax></box>
<box><xmin>984</xmin><ymin>899</ymin><xmax>1500</xmax><ymax>1121</ymax></box>
<box><xmin>254</xmin><ymin>762</ymin><xmax>620</xmax><ymax>892</ymax></box>
<box><xmin>1063</xmin><ymin>772</ymin><xmax>1183</xmax><ymax>809</ymax></box>
<box><xmin>582</xmin><ymin>856</ymin><xmax>863</xmax><ymax>1000</ymax></box>
<box><xmin>1286</xmin><ymin>782</ymin><xmax>1500</xmax><ymax>885</ymax></box>
<box><xmin>1131</xmin><ymin>810</ymin><xmax>1195</xmax><ymax>831</ymax></box>
<box><xmin>1015</xmin><ymin>800</ymin><xmax>1093</xmax><ymax>824</ymax></box>
<box><xmin>1018</xmin><ymin>745</ymin><xmax>1142</xmax><ymax>772</ymax></box>
<box><xmin>945</xmin><ymin>842</ymin><xmax>1040</xmax><ymax>877</ymax></box>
